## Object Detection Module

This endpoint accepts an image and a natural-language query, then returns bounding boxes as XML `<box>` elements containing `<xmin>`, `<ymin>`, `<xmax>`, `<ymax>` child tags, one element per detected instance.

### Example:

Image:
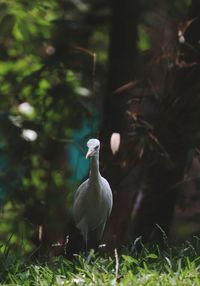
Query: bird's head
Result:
<box><xmin>86</xmin><ymin>138</ymin><xmax>100</xmax><ymax>159</ymax></box>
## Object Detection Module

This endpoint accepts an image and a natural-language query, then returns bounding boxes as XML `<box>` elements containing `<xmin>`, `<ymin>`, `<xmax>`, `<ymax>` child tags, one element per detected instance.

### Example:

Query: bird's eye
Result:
<box><xmin>94</xmin><ymin>146</ymin><xmax>98</xmax><ymax>150</ymax></box>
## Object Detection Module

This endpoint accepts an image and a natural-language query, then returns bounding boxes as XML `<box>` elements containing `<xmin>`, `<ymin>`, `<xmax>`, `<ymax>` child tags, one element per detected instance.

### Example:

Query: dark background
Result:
<box><xmin>0</xmin><ymin>0</ymin><xmax>200</xmax><ymax>256</ymax></box>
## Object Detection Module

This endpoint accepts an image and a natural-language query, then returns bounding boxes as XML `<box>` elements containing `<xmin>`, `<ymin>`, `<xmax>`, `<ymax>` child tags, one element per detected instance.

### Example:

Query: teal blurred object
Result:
<box><xmin>69</xmin><ymin>117</ymin><xmax>99</xmax><ymax>182</ymax></box>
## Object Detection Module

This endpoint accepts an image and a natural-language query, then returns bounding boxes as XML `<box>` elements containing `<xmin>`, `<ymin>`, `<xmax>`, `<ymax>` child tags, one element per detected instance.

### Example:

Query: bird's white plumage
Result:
<box><xmin>87</xmin><ymin>138</ymin><xmax>100</xmax><ymax>149</ymax></box>
<box><xmin>73</xmin><ymin>138</ymin><xmax>113</xmax><ymax>245</ymax></box>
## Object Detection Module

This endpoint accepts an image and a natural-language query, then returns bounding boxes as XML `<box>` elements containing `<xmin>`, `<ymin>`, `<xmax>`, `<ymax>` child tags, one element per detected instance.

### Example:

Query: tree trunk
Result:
<box><xmin>100</xmin><ymin>0</ymin><xmax>139</xmax><ymax>249</ymax></box>
<box><xmin>131</xmin><ymin>0</ymin><xmax>200</xmax><ymax>242</ymax></box>
<box><xmin>102</xmin><ymin>0</ymin><xmax>200</xmax><ymax>249</ymax></box>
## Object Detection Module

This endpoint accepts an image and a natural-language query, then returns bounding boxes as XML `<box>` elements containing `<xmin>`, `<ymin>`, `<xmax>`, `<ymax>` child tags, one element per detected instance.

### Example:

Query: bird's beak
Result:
<box><xmin>86</xmin><ymin>148</ymin><xmax>94</xmax><ymax>159</ymax></box>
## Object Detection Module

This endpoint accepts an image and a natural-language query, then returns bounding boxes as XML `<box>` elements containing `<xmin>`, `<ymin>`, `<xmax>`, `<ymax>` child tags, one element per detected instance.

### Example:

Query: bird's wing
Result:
<box><xmin>100</xmin><ymin>177</ymin><xmax>113</xmax><ymax>217</ymax></box>
<box><xmin>73</xmin><ymin>176</ymin><xmax>113</xmax><ymax>242</ymax></box>
<box><xmin>73</xmin><ymin>178</ymin><xmax>89</xmax><ymax>200</ymax></box>
<box><xmin>86</xmin><ymin>177</ymin><xmax>113</xmax><ymax>233</ymax></box>
<box><xmin>73</xmin><ymin>179</ymin><xmax>89</xmax><ymax>226</ymax></box>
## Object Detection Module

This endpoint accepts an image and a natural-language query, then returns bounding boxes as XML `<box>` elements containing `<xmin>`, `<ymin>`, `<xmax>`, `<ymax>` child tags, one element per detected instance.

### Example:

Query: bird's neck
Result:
<box><xmin>89</xmin><ymin>155</ymin><xmax>100</xmax><ymax>182</ymax></box>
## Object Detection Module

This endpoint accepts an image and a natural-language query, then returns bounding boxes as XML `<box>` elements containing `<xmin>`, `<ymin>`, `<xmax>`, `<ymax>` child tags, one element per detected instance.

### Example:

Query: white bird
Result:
<box><xmin>73</xmin><ymin>138</ymin><xmax>113</xmax><ymax>248</ymax></box>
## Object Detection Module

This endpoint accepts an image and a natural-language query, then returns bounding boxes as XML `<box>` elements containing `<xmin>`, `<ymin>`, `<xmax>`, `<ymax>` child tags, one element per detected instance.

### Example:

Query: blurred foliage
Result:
<box><xmin>0</xmin><ymin>0</ymin><xmax>110</xmax><ymax>249</ymax></box>
<box><xmin>137</xmin><ymin>25</ymin><xmax>151</xmax><ymax>52</ymax></box>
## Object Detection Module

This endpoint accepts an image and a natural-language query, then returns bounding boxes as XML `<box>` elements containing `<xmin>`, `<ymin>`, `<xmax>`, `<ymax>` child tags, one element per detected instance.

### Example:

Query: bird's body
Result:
<box><xmin>73</xmin><ymin>139</ymin><xmax>113</xmax><ymax>247</ymax></box>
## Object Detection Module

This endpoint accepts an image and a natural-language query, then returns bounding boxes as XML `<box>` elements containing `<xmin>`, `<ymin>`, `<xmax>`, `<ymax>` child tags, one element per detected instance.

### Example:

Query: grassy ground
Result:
<box><xmin>1</xmin><ymin>238</ymin><xmax>200</xmax><ymax>285</ymax></box>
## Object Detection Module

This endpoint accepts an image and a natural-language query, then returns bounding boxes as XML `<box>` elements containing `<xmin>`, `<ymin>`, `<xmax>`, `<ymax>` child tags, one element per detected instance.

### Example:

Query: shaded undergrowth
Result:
<box><xmin>1</xmin><ymin>237</ymin><xmax>200</xmax><ymax>285</ymax></box>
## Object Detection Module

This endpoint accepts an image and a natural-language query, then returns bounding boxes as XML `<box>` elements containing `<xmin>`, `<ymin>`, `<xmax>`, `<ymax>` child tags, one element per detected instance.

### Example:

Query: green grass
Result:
<box><xmin>1</xmin><ymin>238</ymin><xmax>200</xmax><ymax>285</ymax></box>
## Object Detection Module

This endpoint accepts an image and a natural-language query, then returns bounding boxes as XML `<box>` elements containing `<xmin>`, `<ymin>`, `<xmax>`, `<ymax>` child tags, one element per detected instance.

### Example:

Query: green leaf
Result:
<box><xmin>122</xmin><ymin>255</ymin><xmax>139</xmax><ymax>265</ymax></box>
<box><xmin>146</xmin><ymin>253</ymin><xmax>158</xmax><ymax>259</ymax></box>
<box><xmin>137</xmin><ymin>25</ymin><xmax>151</xmax><ymax>52</ymax></box>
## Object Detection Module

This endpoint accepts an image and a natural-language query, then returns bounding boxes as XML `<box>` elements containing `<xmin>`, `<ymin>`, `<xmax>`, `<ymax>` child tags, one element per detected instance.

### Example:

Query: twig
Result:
<box><xmin>113</xmin><ymin>248</ymin><xmax>119</xmax><ymax>286</ymax></box>
<box><xmin>51</xmin><ymin>136</ymin><xmax>85</xmax><ymax>154</ymax></box>
<box><xmin>72</xmin><ymin>45</ymin><xmax>96</xmax><ymax>98</ymax></box>
<box><xmin>64</xmin><ymin>235</ymin><xmax>69</xmax><ymax>255</ymax></box>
